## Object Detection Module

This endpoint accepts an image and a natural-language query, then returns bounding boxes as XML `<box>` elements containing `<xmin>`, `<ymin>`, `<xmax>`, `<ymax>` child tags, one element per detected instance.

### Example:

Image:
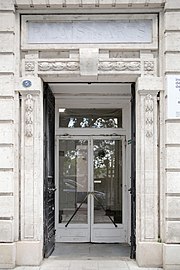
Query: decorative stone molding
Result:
<box><xmin>25</xmin><ymin>61</ymin><xmax>35</xmax><ymax>71</ymax></box>
<box><xmin>25</xmin><ymin>94</ymin><xmax>33</xmax><ymax>137</ymax></box>
<box><xmin>144</xmin><ymin>60</ymin><xmax>155</xmax><ymax>76</ymax></box>
<box><xmin>98</xmin><ymin>61</ymin><xmax>141</xmax><ymax>72</ymax></box>
<box><xmin>38</xmin><ymin>61</ymin><xmax>79</xmax><ymax>71</ymax></box>
<box><xmin>145</xmin><ymin>94</ymin><xmax>154</xmax><ymax>137</ymax></box>
<box><xmin>22</xmin><ymin>54</ymin><xmax>157</xmax><ymax>78</ymax></box>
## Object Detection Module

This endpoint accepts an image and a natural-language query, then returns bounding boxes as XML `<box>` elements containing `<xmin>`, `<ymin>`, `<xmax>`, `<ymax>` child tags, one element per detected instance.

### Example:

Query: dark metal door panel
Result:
<box><xmin>130</xmin><ymin>83</ymin><xmax>136</xmax><ymax>259</ymax></box>
<box><xmin>43</xmin><ymin>84</ymin><xmax>56</xmax><ymax>258</ymax></box>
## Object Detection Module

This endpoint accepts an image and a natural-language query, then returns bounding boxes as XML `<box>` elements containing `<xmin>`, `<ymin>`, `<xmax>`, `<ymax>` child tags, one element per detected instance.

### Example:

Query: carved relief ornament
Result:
<box><xmin>144</xmin><ymin>61</ymin><xmax>155</xmax><ymax>76</ymax></box>
<box><xmin>98</xmin><ymin>61</ymin><xmax>141</xmax><ymax>72</ymax></box>
<box><xmin>145</xmin><ymin>94</ymin><xmax>154</xmax><ymax>138</ymax></box>
<box><xmin>25</xmin><ymin>61</ymin><xmax>35</xmax><ymax>71</ymax></box>
<box><xmin>38</xmin><ymin>61</ymin><xmax>79</xmax><ymax>71</ymax></box>
<box><xmin>25</xmin><ymin>94</ymin><xmax>33</xmax><ymax>137</ymax></box>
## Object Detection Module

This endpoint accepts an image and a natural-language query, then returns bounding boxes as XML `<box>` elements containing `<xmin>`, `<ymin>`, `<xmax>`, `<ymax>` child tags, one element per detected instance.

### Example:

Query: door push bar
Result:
<box><xmin>65</xmin><ymin>192</ymin><xmax>117</xmax><ymax>228</ymax></box>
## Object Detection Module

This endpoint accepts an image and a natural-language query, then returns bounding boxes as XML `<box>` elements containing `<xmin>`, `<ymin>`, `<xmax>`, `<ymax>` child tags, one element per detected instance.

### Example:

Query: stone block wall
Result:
<box><xmin>2</xmin><ymin>0</ymin><xmax>180</xmax><ymax>269</ymax></box>
<box><xmin>0</xmin><ymin>1</ymin><xmax>16</xmax><ymax>268</ymax></box>
<box><xmin>164</xmin><ymin>0</ymin><xmax>180</xmax><ymax>269</ymax></box>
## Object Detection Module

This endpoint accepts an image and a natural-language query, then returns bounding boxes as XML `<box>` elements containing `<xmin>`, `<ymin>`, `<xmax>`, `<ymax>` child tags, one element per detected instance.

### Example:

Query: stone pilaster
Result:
<box><xmin>15</xmin><ymin>77</ymin><xmax>43</xmax><ymax>266</ymax></box>
<box><xmin>136</xmin><ymin>77</ymin><xmax>163</xmax><ymax>267</ymax></box>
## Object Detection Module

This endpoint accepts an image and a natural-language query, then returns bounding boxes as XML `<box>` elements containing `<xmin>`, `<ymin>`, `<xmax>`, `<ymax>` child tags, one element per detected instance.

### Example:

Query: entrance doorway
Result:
<box><xmin>44</xmin><ymin>83</ymin><xmax>135</xmax><ymax>256</ymax></box>
<box><xmin>56</xmin><ymin>135</ymin><xmax>126</xmax><ymax>242</ymax></box>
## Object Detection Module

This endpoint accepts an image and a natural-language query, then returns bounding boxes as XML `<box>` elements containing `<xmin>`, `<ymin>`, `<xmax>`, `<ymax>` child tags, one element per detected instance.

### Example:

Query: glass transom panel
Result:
<box><xmin>59</xmin><ymin>109</ymin><xmax>122</xmax><ymax>128</ymax></box>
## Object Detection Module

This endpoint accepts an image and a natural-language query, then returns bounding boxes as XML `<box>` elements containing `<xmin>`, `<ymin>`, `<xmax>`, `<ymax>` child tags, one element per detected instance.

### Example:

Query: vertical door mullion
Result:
<box><xmin>122</xmin><ymin>136</ymin><xmax>126</xmax><ymax>228</ymax></box>
<box><xmin>88</xmin><ymin>137</ymin><xmax>92</xmax><ymax>241</ymax></box>
<box><xmin>90</xmin><ymin>137</ymin><xmax>94</xmax><ymax>241</ymax></box>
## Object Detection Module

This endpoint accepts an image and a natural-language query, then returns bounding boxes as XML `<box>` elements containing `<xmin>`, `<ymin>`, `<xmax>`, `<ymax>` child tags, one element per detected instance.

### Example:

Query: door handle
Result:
<box><xmin>87</xmin><ymin>191</ymin><xmax>94</xmax><ymax>195</ymax></box>
<box><xmin>48</xmin><ymin>187</ymin><xmax>57</xmax><ymax>192</ymax></box>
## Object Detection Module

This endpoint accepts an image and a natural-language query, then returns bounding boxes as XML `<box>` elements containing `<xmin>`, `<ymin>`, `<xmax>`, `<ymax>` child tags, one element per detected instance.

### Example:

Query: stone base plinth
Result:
<box><xmin>136</xmin><ymin>242</ymin><xmax>163</xmax><ymax>267</ymax></box>
<box><xmin>16</xmin><ymin>241</ymin><xmax>42</xmax><ymax>266</ymax></box>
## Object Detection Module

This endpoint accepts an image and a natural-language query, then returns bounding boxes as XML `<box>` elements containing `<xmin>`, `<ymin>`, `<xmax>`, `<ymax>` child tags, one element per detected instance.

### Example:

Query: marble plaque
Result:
<box><xmin>28</xmin><ymin>20</ymin><xmax>152</xmax><ymax>44</ymax></box>
<box><xmin>167</xmin><ymin>75</ymin><xmax>180</xmax><ymax>118</ymax></box>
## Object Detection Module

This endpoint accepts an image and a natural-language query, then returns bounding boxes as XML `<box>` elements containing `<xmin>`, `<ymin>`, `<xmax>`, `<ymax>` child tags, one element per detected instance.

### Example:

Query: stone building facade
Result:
<box><xmin>0</xmin><ymin>0</ymin><xmax>180</xmax><ymax>269</ymax></box>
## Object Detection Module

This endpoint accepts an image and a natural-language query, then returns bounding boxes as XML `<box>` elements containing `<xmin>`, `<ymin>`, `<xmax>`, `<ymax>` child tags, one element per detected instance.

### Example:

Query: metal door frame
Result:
<box><xmin>55</xmin><ymin>134</ymin><xmax>127</xmax><ymax>242</ymax></box>
<box><xmin>43</xmin><ymin>83</ymin><xmax>56</xmax><ymax>258</ymax></box>
<box><xmin>130</xmin><ymin>83</ymin><xmax>136</xmax><ymax>259</ymax></box>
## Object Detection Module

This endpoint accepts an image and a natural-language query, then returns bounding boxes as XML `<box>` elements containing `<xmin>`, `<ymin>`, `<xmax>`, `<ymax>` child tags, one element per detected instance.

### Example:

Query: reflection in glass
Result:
<box><xmin>59</xmin><ymin>109</ymin><xmax>122</xmax><ymax>128</ymax></box>
<box><xmin>93</xmin><ymin>140</ymin><xmax>123</xmax><ymax>224</ymax></box>
<box><xmin>59</xmin><ymin>140</ymin><xmax>88</xmax><ymax>224</ymax></box>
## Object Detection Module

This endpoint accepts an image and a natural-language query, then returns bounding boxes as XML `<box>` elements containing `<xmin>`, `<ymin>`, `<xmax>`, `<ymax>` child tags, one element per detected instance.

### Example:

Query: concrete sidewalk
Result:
<box><xmin>14</xmin><ymin>259</ymin><xmax>163</xmax><ymax>270</ymax></box>
<box><xmin>13</xmin><ymin>243</ymin><xmax>163</xmax><ymax>270</ymax></box>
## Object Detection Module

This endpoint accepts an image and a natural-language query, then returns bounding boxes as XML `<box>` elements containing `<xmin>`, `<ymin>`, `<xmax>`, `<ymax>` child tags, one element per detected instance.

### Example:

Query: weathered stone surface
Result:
<box><xmin>166</xmin><ymin>221</ymin><xmax>180</xmax><ymax>243</ymax></box>
<box><xmin>165</xmin><ymin>12</ymin><xmax>180</xmax><ymax>31</ymax></box>
<box><xmin>0</xmin><ymin>13</ymin><xmax>14</xmax><ymax>32</ymax></box>
<box><xmin>165</xmin><ymin>53</ymin><xmax>180</xmax><ymax>73</ymax></box>
<box><xmin>0</xmin><ymin>146</ymin><xmax>14</xmax><ymax>169</ymax></box>
<box><xmin>0</xmin><ymin>0</ymin><xmax>15</xmax><ymax>10</ymax></box>
<box><xmin>166</xmin><ymin>123</ymin><xmax>180</xmax><ymax>144</ymax></box>
<box><xmin>165</xmin><ymin>0</ymin><xmax>180</xmax><ymax>9</ymax></box>
<box><xmin>0</xmin><ymin>99</ymin><xmax>14</xmax><ymax>120</ymax></box>
<box><xmin>0</xmin><ymin>33</ymin><xmax>14</xmax><ymax>53</ymax></box>
<box><xmin>137</xmin><ymin>242</ymin><xmax>163</xmax><ymax>267</ymax></box>
<box><xmin>0</xmin><ymin>123</ymin><xmax>13</xmax><ymax>144</ymax></box>
<box><xmin>0</xmin><ymin>75</ymin><xmax>14</xmax><ymax>96</ymax></box>
<box><xmin>163</xmin><ymin>244</ymin><xmax>180</xmax><ymax>265</ymax></box>
<box><xmin>0</xmin><ymin>221</ymin><xmax>13</xmax><ymax>242</ymax></box>
<box><xmin>0</xmin><ymin>243</ymin><xmax>15</xmax><ymax>268</ymax></box>
<box><xmin>165</xmin><ymin>32</ymin><xmax>180</xmax><ymax>52</ymax></box>
<box><xmin>166</xmin><ymin>172</ymin><xmax>180</xmax><ymax>194</ymax></box>
<box><xmin>0</xmin><ymin>54</ymin><xmax>14</xmax><ymax>73</ymax></box>
<box><xmin>16</xmin><ymin>241</ymin><xmax>42</xmax><ymax>266</ymax></box>
<box><xmin>80</xmin><ymin>48</ymin><xmax>98</xmax><ymax>76</ymax></box>
<box><xmin>0</xmin><ymin>196</ymin><xmax>14</xmax><ymax>217</ymax></box>
<box><xmin>0</xmin><ymin>171</ymin><xmax>13</xmax><ymax>193</ymax></box>
<box><xmin>166</xmin><ymin>147</ymin><xmax>180</xmax><ymax>169</ymax></box>
<box><xmin>166</xmin><ymin>197</ymin><xmax>180</xmax><ymax>219</ymax></box>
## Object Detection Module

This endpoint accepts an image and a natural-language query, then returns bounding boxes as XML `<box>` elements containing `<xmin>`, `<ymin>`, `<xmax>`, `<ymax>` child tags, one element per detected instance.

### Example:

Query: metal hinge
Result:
<box><xmin>124</xmin><ymin>140</ymin><xmax>127</xmax><ymax>147</ymax></box>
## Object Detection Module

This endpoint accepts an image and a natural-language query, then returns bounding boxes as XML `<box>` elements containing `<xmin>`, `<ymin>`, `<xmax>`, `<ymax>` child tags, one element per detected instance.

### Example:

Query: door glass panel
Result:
<box><xmin>59</xmin><ymin>139</ymin><xmax>88</xmax><ymax>224</ymax></box>
<box><xmin>59</xmin><ymin>109</ymin><xmax>122</xmax><ymax>128</ymax></box>
<box><xmin>93</xmin><ymin>139</ymin><xmax>123</xmax><ymax>224</ymax></box>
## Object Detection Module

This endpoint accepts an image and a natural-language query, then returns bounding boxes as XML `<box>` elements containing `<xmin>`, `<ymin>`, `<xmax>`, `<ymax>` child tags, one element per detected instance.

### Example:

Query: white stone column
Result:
<box><xmin>15</xmin><ymin>77</ymin><xmax>44</xmax><ymax>266</ymax></box>
<box><xmin>136</xmin><ymin>77</ymin><xmax>163</xmax><ymax>267</ymax></box>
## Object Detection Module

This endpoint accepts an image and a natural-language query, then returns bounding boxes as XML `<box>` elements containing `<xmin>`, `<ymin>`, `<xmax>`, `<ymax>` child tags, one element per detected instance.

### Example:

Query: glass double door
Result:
<box><xmin>56</xmin><ymin>136</ymin><xmax>127</xmax><ymax>243</ymax></box>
